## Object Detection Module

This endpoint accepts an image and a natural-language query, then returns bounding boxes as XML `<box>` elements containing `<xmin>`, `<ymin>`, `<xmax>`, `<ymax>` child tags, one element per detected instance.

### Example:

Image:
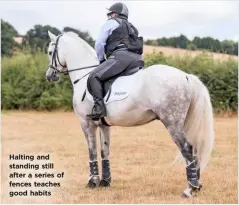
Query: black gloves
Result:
<box><xmin>99</xmin><ymin>59</ymin><xmax>106</xmax><ymax>64</ymax></box>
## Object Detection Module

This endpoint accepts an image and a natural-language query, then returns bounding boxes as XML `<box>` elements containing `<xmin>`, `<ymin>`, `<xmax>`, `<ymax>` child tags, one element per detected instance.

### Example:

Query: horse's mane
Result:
<box><xmin>64</xmin><ymin>31</ymin><xmax>98</xmax><ymax>60</ymax></box>
<box><xmin>64</xmin><ymin>31</ymin><xmax>79</xmax><ymax>38</ymax></box>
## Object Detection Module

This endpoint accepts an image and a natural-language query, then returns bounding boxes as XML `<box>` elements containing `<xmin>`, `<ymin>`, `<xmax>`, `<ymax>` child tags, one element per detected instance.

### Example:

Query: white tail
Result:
<box><xmin>183</xmin><ymin>74</ymin><xmax>215</xmax><ymax>173</ymax></box>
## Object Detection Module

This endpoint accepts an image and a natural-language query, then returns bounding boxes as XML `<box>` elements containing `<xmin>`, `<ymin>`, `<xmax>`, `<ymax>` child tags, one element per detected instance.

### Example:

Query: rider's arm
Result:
<box><xmin>95</xmin><ymin>19</ymin><xmax>119</xmax><ymax>62</ymax></box>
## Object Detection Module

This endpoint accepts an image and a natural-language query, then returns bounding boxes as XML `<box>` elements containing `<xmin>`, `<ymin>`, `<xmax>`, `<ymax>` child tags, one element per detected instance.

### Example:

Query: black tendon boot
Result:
<box><xmin>99</xmin><ymin>159</ymin><xmax>111</xmax><ymax>187</ymax></box>
<box><xmin>186</xmin><ymin>159</ymin><xmax>200</xmax><ymax>189</ymax></box>
<box><xmin>87</xmin><ymin>161</ymin><xmax>100</xmax><ymax>188</ymax></box>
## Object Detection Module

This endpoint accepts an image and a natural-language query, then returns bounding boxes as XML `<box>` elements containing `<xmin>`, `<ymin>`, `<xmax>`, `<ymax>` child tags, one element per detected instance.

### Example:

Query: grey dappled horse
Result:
<box><xmin>45</xmin><ymin>31</ymin><xmax>214</xmax><ymax>197</ymax></box>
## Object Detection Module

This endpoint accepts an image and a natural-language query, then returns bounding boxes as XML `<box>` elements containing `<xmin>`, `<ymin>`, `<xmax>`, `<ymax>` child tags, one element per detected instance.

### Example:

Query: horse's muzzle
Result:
<box><xmin>45</xmin><ymin>73</ymin><xmax>59</xmax><ymax>82</ymax></box>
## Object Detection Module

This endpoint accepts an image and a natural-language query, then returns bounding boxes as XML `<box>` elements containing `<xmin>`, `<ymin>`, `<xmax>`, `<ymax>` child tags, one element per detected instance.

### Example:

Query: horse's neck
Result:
<box><xmin>66</xmin><ymin>55</ymin><xmax>96</xmax><ymax>88</ymax></box>
<box><xmin>64</xmin><ymin>37</ymin><xmax>98</xmax><ymax>89</ymax></box>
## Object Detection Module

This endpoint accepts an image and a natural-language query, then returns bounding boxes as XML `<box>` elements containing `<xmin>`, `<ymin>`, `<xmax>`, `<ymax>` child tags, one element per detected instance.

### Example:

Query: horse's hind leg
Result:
<box><xmin>158</xmin><ymin>105</ymin><xmax>200</xmax><ymax>195</ymax></box>
<box><xmin>156</xmin><ymin>80</ymin><xmax>201</xmax><ymax>196</ymax></box>
<box><xmin>166</xmin><ymin>123</ymin><xmax>200</xmax><ymax>196</ymax></box>
<box><xmin>99</xmin><ymin>125</ymin><xmax>111</xmax><ymax>187</ymax></box>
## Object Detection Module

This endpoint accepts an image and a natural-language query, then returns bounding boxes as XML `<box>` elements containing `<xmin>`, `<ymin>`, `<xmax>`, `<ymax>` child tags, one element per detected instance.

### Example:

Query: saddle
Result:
<box><xmin>102</xmin><ymin>59</ymin><xmax>144</xmax><ymax>100</ymax></box>
<box><xmin>83</xmin><ymin>59</ymin><xmax>144</xmax><ymax>104</ymax></box>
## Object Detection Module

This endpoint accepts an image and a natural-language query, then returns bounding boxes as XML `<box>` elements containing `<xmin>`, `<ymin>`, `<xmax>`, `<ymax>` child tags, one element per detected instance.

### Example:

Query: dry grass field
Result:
<box><xmin>143</xmin><ymin>45</ymin><xmax>238</xmax><ymax>62</ymax></box>
<box><xmin>1</xmin><ymin>111</ymin><xmax>238</xmax><ymax>204</ymax></box>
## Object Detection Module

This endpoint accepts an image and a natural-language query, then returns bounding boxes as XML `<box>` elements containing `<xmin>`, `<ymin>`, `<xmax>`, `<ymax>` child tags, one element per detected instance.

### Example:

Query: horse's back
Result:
<box><xmin>145</xmin><ymin>64</ymin><xmax>188</xmax><ymax>77</ymax></box>
<box><xmin>135</xmin><ymin>64</ymin><xmax>189</xmax><ymax>92</ymax></box>
<box><xmin>129</xmin><ymin>64</ymin><xmax>191</xmax><ymax>108</ymax></box>
<box><xmin>141</xmin><ymin>64</ymin><xmax>190</xmax><ymax>94</ymax></box>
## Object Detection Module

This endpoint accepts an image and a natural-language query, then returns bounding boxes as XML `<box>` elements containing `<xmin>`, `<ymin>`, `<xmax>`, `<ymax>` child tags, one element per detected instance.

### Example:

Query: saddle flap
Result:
<box><xmin>102</xmin><ymin>61</ymin><xmax>144</xmax><ymax>96</ymax></box>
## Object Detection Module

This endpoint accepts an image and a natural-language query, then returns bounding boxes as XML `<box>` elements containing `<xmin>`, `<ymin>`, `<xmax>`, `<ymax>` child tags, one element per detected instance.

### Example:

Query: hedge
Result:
<box><xmin>2</xmin><ymin>51</ymin><xmax>237</xmax><ymax>113</ymax></box>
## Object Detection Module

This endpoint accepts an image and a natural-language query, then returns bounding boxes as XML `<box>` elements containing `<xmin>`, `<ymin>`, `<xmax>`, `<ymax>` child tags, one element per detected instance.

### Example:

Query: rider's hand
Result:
<box><xmin>99</xmin><ymin>59</ymin><xmax>106</xmax><ymax>64</ymax></box>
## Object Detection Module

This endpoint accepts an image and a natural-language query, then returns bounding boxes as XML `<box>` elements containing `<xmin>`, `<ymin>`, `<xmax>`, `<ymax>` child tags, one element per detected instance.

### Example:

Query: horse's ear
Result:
<box><xmin>48</xmin><ymin>30</ymin><xmax>56</xmax><ymax>42</ymax></box>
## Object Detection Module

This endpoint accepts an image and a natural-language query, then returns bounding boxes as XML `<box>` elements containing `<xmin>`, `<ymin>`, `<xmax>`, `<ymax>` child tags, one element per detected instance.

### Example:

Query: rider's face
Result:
<box><xmin>107</xmin><ymin>12</ymin><xmax>116</xmax><ymax>19</ymax></box>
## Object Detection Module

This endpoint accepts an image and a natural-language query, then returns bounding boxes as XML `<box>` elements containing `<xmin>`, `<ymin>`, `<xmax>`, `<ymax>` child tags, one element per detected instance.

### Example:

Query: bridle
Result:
<box><xmin>48</xmin><ymin>34</ymin><xmax>98</xmax><ymax>78</ymax></box>
<box><xmin>49</xmin><ymin>34</ymin><xmax>67</xmax><ymax>74</ymax></box>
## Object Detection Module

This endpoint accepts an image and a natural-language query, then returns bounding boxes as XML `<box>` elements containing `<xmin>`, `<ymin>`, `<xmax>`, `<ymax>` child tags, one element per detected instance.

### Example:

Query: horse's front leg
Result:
<box><xmin>99</xmin><ymin>125</ymin><xmax>111</xmax><ymax>187</ymax></box>
<box><xmin>81</xmin><ymin>121</ymin><xmax>100</xmax><ymax>188</ymax></box>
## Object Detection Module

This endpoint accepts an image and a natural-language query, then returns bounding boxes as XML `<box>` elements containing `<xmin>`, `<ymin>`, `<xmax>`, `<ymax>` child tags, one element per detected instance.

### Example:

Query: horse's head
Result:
<box><xmin>45</xmin><ymin>30</ymin><xmax>99</xmax><ymax>84</ymax></box>
<box><xmin>45</xmin><ymin>30</ymin><xmax>67</xmax><ymax>82</ymax></box>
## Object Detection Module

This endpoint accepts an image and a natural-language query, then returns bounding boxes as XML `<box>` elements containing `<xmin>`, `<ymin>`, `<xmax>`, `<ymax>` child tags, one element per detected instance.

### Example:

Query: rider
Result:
<box><xmin>87</xmin><ymin>2</ymin><xmax>143</xmax><ymax>121</ymax></box>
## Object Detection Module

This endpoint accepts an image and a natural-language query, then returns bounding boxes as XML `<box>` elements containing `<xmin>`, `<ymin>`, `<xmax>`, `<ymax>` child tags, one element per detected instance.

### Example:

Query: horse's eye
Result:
<box><xmin>49</xmin><ymin>51</ymin><xmax>52</xmax><ymax>56</ymax></box>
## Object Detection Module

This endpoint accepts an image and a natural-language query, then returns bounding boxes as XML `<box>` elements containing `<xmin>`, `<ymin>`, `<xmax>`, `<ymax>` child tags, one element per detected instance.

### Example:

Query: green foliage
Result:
<box><xmin>187</xmin><ymin>43</ymin><xmax>197</xmax><ymax>51</ymax></box>
<box><xmin>145</xmin><ymin>35</ymin><xmax>238</xmax><ymax>56</ymax></box>
<box><xmin>221</xmin><ymin>40</ymin><xmax>237</xmax><ymax>55</ymax></box>
<box><xmin>1</xmin><ymin>19</ymin><xmax>95</xmax><ymax>57</ymax></box>
<box><xmin>1</xmin><ymin>19</ymin><xmax>18</xmax><ymax>36</ymax></box>
<box><xmin>2</xmin><ymin>52</ymin><xmax>237</xmax><ymax>113</ymax></box>
<box><xmin>24</xmin><ymin>24</ymin><xmax>62</xmax><ymax>53</ymax></box>
<box><xmin>1</xmin><ymin>19</ymin><xmax>19</xmax><ymax>56</ymax></box>
<box><xmin>1</xmin><ymin>53</ymin><xmax>73</xmax><ymax>110</ymax></box>
<box><xmin>176</xmin><ymin>34</ymin><xmax>189</xmax><ymax>49</ymax></box>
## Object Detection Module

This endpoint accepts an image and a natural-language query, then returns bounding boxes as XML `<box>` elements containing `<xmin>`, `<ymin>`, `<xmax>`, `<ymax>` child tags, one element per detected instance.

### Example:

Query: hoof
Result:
<box><xmin>182</xmin><ymin>187</ymin><xmax>192</xmax><ymax>198</ymax></box>
<box><xmin>86</xmin><ymin>176</ymin><xmax>100</xmax><ymax>189</ymax></box>
<box><xmin>181</xmin><ymin>192</ymin><xmax>191</xmax><ymax>198</ymax></box>
<box><xmin>192</xmin><ymin>184</ymin><xmax>202</xmax><ymax>192</ymax></box>
<box><xmin>182</xmin><ymin>184</ymin><xmax>202</xmax><ymax>198</ymax></box>
<box><xmin>86</xmin><ymin>180</ymin><xmax>98</xmax><ymax>189</ymax></box>
<box><xmin>99</xmin><ymin>179</ymin><xmax>111</xmax><ymax>187</ymax></box>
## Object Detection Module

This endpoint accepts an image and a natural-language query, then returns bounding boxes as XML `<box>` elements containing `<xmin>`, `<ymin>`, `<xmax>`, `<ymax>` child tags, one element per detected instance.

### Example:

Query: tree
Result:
<box><xmin>234</xmin><ymin>43</ymin><xmax>238</xmax><ymax>55</ymax></box>
<box><xmin>144</xmin><ymin>34</ymin><xmax>238</xmax><ymax>56</ymax></box>
<box><xmin>144</xmin><ymin>39</ymin><xmax>153</xmax><ymax>45</ymax></box>
<box><xmin>212</xmin><ymin>39</ymin><xmax>221</xmax><ymax>52</ymax></box>
<box><xmin>24</xmin><ymin>25</ymin><xmax>61</xmax><ymax>53</ymax></box>
<box><xmin>176</xmin><ymin>34</ymin><xmax>189</xmax><ymax>49</ymax></box>
<box><xmin>167</xmin><ymin>37</ymin><xmax>177</xmax><ymax>47</ymax></box>
<box><xmin>157</xmin><ymin>37</ymin><xmax>168</xmax><ymax>46</ymax></box>
<box><xmin>221</xmin><ymin>40</ymin><xmax>235</xmax><ymax>55</ymax></box>
<box><xmin>1</xmin><ymin>19</ymin><xmax>19</xmax><ymax>56</ymax></box>
<box><xmin>192</xmin><ymin>37</ymin><xmax>202</xmax><ymax>49</ymax></box>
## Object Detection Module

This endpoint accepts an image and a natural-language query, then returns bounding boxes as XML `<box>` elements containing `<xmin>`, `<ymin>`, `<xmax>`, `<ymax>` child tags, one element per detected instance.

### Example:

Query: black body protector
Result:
<box><xmin>86</xmin><ymin>15</ymin><xmax>143</xmax><ymax>121</ymax></box>
<box><xmin>105</xmin><ymin>16</ymin><xmax>143</xmax><ymax>57</ymax></box>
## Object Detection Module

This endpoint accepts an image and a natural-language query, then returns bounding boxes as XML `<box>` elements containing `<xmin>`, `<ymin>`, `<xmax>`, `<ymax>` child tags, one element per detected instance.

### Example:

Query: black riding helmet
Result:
<box><xmin>107</xmin><ymin>2</ymin><xmax>129</xmax><ymax>18</ymax></box>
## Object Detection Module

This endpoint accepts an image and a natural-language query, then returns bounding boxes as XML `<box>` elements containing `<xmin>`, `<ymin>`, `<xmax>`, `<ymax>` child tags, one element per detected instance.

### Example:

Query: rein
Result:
<box><xmin>49</xmin><ymin>64</ymin><xmax>98</xmax><ymax>75</ymax></box>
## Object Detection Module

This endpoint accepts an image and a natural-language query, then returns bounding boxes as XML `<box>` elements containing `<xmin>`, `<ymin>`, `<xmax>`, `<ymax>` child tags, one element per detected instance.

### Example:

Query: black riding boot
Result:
<box><xmin>87</xmin><ymin>77</ymin><xmax>107</xmax><ymax>121</ymax></box>
<box><xmin>87</xmin><ymin>97</ymin><xmax>107</xmax><ymax>121</ymax></box>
